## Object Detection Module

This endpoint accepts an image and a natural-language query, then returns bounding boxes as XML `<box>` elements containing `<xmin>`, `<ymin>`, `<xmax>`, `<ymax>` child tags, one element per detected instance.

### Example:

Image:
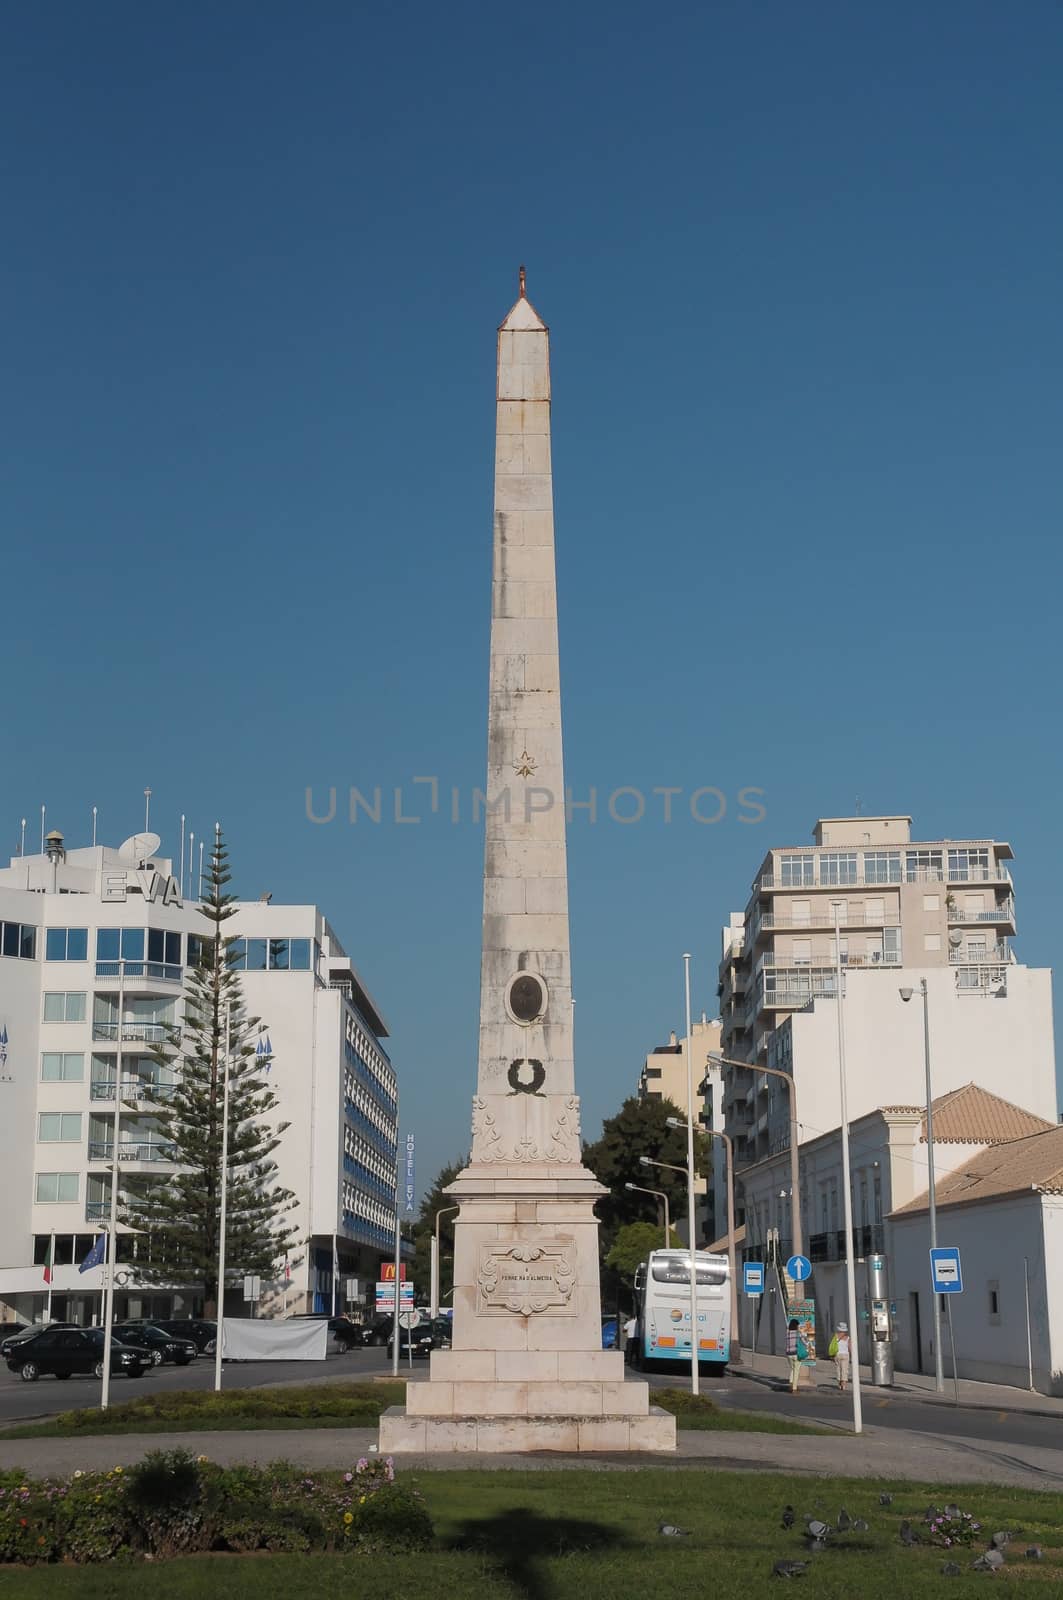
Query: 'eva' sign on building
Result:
<box><xmin>101</xmin><ymin>869</ymin><xmax>183</xmax><ymax>907</ymax></box>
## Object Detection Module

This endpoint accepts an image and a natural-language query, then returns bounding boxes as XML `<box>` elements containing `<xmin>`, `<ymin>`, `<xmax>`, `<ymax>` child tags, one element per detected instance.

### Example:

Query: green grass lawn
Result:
<box><xmin>3</xmin><ymin>1469</ymin><xmax>1062</xmax><ymax>1597</ymax></box>
<box><xmin>1</xmin><ymin>1383</ymin><xmax>825</xmax><ymax>1438</ymax></box>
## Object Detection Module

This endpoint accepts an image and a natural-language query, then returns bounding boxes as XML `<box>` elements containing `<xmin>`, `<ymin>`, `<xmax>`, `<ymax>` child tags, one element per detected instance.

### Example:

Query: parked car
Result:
<box><xmin>5</xmin><ymin>1327</ymin><xmax>148</xmax><ymax>1382</ymax></box>
<box><xmin>386</xmin><ymin>1319</ymin><xmax>451</xmax><ymax>1360</ymax></box>
<box><xmin>112</xmin><ymin>1322</ymin><xmax>197</xmax><ymax>1366</ymax></box>
<box><xmin>149</xmin><ymin>1319</ymin><xmax>217</xmax><ymax>1355</ymax></box>
<box><xmin>601</xmin><ymin>1315</ymin><xmax>619</xmax><ymax>1350</ymax></box>
<box><xmin>285</xmin><ymin>1314</ymin><xmax>363</xmax><ymax>1350</ymax></box>
<box><xmin>0</xmin><ymin>1322</ymin><xmax>74</xmax><ymax>1359</ymax></box>
<box><xmin>358</xmin><ymin>1316</ymin><xmax>393</xmax><ymax>1347</ymax></box>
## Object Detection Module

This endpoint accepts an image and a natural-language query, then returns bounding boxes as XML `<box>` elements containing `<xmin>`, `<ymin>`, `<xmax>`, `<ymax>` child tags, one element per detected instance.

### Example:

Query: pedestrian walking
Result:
<box><xmin>785</xmin><ymin>1317</ymin><xmax>801</xmax><ymax>1393</ymax></box>
<box><xmin>829</xmin><ymin>1322</ymin><xmax>851</xmax><ymax>1390</ymax></box>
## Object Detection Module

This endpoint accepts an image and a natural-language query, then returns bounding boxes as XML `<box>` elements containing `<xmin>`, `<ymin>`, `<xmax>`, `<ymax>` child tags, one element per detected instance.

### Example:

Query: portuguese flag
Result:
<box><xmin>42</xmin><ymin>1235</ymin><xmax>54</xmax><ymax>1285</ymax></box>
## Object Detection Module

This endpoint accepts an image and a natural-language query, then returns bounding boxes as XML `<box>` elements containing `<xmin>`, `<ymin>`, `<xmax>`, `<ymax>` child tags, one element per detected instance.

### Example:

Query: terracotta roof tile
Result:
<box><xmin>892</xmin><ymin>1123</ymin><xmax>1063</xmax><ymax>1216</ymax></box>
<box><xmin>885</xmin><ymin>1083</ymin><xmax>1054</xmax><ymax>1145</ymax></box>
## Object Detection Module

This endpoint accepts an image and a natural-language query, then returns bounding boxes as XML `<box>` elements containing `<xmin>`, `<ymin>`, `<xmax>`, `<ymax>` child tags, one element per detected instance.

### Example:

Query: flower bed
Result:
<box><xmin>0</xmin><ymin>1451</ymin><xmax>432</xmax><ymax>1564</ymax></box>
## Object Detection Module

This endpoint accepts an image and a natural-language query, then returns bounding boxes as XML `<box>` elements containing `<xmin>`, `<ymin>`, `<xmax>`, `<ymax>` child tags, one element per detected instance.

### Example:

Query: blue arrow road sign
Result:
<box><xmin>930</xmin><ymin>1246</ymin><xmax>963</xmax><ymax>1294</ymax></box>
<box><xmin>786</xmin><ymin>1254</ymin><xmax>812</xmax><ymax>1283</ymax></box>
<box><xmin>743</xmin><ymin>1262</ymin><xmax>765</xmax><ymax>1296</ymax></box>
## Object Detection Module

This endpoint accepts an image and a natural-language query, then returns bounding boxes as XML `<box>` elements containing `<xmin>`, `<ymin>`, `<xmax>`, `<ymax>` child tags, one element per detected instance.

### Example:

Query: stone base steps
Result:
<box><xmin>406</xmin><ymin>1374</ymin><xmax>651</xmax><ymax>1418</ymax></box>
<box><xmin>379</xmin><ymin>1405</ymin><xmax>677</xmax><ymax>1454</ymax></box>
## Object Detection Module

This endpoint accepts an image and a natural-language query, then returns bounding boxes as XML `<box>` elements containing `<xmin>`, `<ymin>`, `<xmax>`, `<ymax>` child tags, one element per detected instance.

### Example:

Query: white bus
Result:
<box><xmin>630</xmin><ymin>1248</ymin><xmax>731</xmax><ymax>1375</ymax></box>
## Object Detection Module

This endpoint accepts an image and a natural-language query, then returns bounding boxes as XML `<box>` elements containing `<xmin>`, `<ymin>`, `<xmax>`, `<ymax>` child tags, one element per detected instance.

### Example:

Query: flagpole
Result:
<box><xmin>44</xmin><ymin>1233</ymin><xmax>54</xmax><ymax>1324</ymax></box>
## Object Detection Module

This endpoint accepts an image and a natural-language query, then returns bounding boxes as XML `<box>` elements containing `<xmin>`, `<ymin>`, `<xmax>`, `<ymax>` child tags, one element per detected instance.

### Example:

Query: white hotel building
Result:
<box><xmin>0</xmin><ymin>830</ymin><xmax>399</xmax><ymax>1326</ymax></box>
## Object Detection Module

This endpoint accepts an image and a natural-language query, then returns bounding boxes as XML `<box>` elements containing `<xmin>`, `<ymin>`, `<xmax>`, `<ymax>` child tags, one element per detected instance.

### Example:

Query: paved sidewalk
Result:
<box><xmin>3</xmin><ymin>1423</ymin><xmax>1063</xmax><ymax>1490</ymax></box>
<box><xmin>733</xmin><ymin>1350</ymin><xmax>1063</xmax><ymax>1417</ymax></box>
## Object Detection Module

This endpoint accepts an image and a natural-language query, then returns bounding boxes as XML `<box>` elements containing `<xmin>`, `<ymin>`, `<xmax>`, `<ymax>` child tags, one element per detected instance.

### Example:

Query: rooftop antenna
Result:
<box><xmin>144</xmin><ymin>788</ymin><xmax>152</xmax><ymax>834</ymax></box>
<box><xmin>92</xmin><ymin>805</ymin><xmax>98</xmax><ymax>848</ymax></box>
<box><xmin>19</xmin><ymin>818</ymin><xmax>26</xmax><ymax>857</ymax></box>
<box><xmin>518</xmin><ymin>263</ymin><xmax>527</xmax><ymax>297</ymax></box>
<box><xmin>40</xmin><ymin>805</ymin><xmax>46</xmax><ymax>854</ymax></box>
<box><xmin>187</xmin><ymin>831</ymin><xmax>195</xmax><ymax>901</ymax></box>
<box><xmin>855</xmin><ymin>796</ymin><xmax>863</xmax><ymax>816</ymax></box>
<box><xmin>179</xmin><ymin>814</ymin><xmax>186</xmax><ymax>889</ymax></box>
<box><xmin>198</xmin><ymin>839</ymin><xmax>205</xmax><ymax>902</ymax></box>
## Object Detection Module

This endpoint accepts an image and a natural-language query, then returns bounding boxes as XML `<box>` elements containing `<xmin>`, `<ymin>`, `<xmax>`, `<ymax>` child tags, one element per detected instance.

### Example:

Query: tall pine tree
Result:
<box><xmin>121</xmin><ymin>829</ymin><xmax>298</xmax><ymax>1311</ymax></box>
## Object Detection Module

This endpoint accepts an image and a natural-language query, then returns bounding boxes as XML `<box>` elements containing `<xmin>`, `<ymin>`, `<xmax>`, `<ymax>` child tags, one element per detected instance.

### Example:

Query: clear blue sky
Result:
<box><xmin>4</xmin><ymin>2</ymin><xmax>1061</xmax><ymax>1192</ymax></box>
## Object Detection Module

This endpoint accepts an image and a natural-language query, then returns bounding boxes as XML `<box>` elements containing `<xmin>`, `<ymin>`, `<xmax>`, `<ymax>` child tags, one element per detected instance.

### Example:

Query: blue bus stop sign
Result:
<box><xmin>786</xmin><ymin>1254</ymin><xmax>812</xmax><ymax>1283</ymax></box>
<box><xmin>743</xmin><ymin>1262</ymin><xmax>765</xmax><ymax>1296</ymax></box>
<box><xmin>930</xmin><ymin>1246</ymin><xmax>963</xmax><ymax>1294</ymax></box>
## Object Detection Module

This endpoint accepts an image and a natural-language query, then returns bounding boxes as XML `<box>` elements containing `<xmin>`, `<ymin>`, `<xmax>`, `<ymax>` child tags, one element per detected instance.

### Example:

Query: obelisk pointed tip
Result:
<box><xmin>500</xmin><ymin>266</ymin><xmax>547</xmax><ymax>332</ymax></box>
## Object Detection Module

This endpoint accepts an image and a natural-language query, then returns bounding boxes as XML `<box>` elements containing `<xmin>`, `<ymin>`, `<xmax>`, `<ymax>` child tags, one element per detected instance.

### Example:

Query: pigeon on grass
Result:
<box><xmin>941</xmin><ymin>1562</ymin><xmax>962</xmax><ymax>1577</ymax></box>
<box><xmin>1025</xmin><ymin>1547</ymin><xmax>1043</xmax><ymax>1562</ymax></box>
<box><xmin>879</xmin><ymin>1493</ymin><xmax>892</xmax><ymax>1507</ymax></box>
<box><xmin>772</xmin><ymin>1560</ymin><xmax>809</xmax><ymax>1579</ymax></box>
<box><xmin>781</xmin><ymin>1506</ymin><xmax>795</xmax><ymax>1530</ymax></box>
<box><xmin>972</xmin><ymin>1550</ymin><xmax>1005</xmax><ymax>1572</ymax></box>
<box><xmin>657</xmin><ymin>1523</ymin><xmax>692</xmax><ymax>1538</ymax></box>
<box><xmin>899</xmin><ymin>1521</ymin><xmax>918</xmax><ymax>1547</ymax></box>
<box><xmin>837</xmin><ymin>1508</ymin><xmax>852</xmax><ymax>1532</ymax></box>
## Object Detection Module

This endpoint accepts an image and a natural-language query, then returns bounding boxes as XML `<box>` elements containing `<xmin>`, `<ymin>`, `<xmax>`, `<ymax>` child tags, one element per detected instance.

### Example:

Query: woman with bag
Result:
<box><xmin>829</xmin><ymin>1322</ymin><xmax>851</xmax><ymax>1390</ymax></box>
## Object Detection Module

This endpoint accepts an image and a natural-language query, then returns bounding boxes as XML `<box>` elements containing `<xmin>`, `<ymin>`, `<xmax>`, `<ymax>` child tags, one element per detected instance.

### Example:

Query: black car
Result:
<box><xmin>5</xmin><ymin>1327</ymin><xmax>148</xmax><ymax>1382</ymax></box>
<box><xmin>358</xmin><ymin>1316</ymin><xmax>393</xmax><ymax>1347</ymax></box>
<box><xmin>285</xmin><ymin>1314</ymin><xmax>363</xmax><ymax>1351</ymax></box>
<box><xmin>0</xmin><ymin>1322</ymin><xmax>75</xmax><ymax>1359</ymax></box>
<box><xmin>112</xmin><ymin>1323</ymin><xmax>197</xmax><ymax>1366</ymax></box>
<box><xmin>386</xmin><ymin>1319</ymin><xmax>450</xmax><ymax>1360</ymax></box>
<box><xmin>148</xmin><ymin>1319</ymin><xmax>217</xmax><ymax>1354</ymax></box>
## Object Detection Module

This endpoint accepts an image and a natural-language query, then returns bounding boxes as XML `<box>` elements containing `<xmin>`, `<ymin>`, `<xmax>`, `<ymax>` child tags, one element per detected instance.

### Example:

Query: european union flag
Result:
<box><xmin>79</xmin><ymin>1235</ymin><xmax>106</xmax><ymax>1273</ymax></box>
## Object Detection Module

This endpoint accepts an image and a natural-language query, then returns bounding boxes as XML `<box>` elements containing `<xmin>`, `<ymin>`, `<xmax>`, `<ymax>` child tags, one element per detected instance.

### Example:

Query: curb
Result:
<box><xmin>731</xmin><ymin>1367</ymin><xmax>1063</xmax><ymax>1422</ymax></box>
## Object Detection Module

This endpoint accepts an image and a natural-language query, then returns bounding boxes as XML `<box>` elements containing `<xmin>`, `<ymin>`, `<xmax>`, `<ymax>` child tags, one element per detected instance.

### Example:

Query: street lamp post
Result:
<box><xmin>832</xmin><ymin>901</ymin><xmax>863</xmax><ymax>1435</ymax></box>
<box><xmin>100</xmin><ymin>962</ymin><xmax>126</xmax><ymax>1411</ymax></box>
<box><xmin>624</xmin><ymin>1182</ymin><xmax>670</xmax><ymax>1241</ymax></box>
<box><xmin>663</xmin><ymin>1120</ymin><xmax>739</xmax><ymax>1368</ymax></box>
<box><xmin>214</xmin><ymin>1003</ymin><xmax>233</xmax><ymax>1393</ymax></box>
<box><xmin>708</xmin><ymin>1051</ymin><xmax>803</xmax><ymax>1260</ymax></box>
<box><xmin>431</xmin><ymin>1206</ymin><xmax>459</xmax><ymax>1319</ymax></box>
<box><xmin>681</xmin><ymin>955</ymin><xmax>699</xmax><ymax>1394</ymax></box>
<box><xmin>900</xmin><ymin>978</ymin><xmax>944</xmax><ymax>1393</ymax></box>
<box><xmin>640</xmin><ymin>1153</ymin><xmax>700</xmax><ymax>1390</ymax></box>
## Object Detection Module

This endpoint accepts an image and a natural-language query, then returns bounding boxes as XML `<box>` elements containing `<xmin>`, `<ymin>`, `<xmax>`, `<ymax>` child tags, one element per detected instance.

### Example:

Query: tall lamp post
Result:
<box><xmin>640</xmin><ymin>1153</ymin><xmax>698</xmax><ymax>1393</ymax></box>
<box><xmin>624</xmin><ymin>1181</ymin><xmax>670</xmax><ymax>1241</ymax></box>
<box><xmin>708</xmin><ymin>1051</ymin><xmax>802</xmax><ymax>1260</ymax></box>
<box><xmin>900</xmin><ymin>978</ymin><xmax>944</xmax><ymax>1393</ymax></box>
<box><xmin>431</xmin><ymin>1206</ymin><xmax>459</xmax><ymax>1320</ymax></box>
<box><xmin>664</xmin><ymin>1119</ymin><xmax>739</xmax><ymax>1367</ymax></box>
<box><xmin>213</xmin><ymin>1003</ymin><xmax>233</xmax><ymax>1393</ymax></box>
<box><xmin>681</xmin><ymin>955</ymin><xmax>699</xmax><ymax>1394</ymax></box>
<box><xmin>832</xmin><ymin>901</ymin><xmax>863</xmax><ymax>1435</ymax></box>
<box><xmin>100</xmin><ymin>961</ymin><xmax>126</xmax><ymax>1411</ymax></box>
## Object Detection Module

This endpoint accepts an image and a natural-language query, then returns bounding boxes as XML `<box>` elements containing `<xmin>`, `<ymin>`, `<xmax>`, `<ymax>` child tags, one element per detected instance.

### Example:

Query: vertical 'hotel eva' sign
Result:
<box><xmin>405</xmin><ymin>1133</ymin><xmax>416</xmax><ymax>1214</ymax></box>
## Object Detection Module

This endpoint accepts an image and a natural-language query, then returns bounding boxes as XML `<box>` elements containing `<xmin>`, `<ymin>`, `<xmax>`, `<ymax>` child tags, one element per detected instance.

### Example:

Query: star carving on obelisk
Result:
<box><xmin>513</xmin><ymin>749</ymin><xmax>537</xmax><ymax>778</ymax></box>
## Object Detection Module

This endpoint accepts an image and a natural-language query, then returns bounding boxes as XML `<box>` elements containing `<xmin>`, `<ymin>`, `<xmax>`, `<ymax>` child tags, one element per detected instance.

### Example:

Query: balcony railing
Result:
<box><xmin>760</xmin><ymin>912</ymin><xmax>901</xmax><ymax>932</ymax></box>
<box><xmin>948</xmin><ymin>944</ymin><xmax>1010</xmax><ymax>965</ymax></box>
<box><xmin>757</xmin><ymin>951</ymin><xmax>901</xmax><ymax>977</ymax></box>
<box><xmin>946</xmin><ymin>898</ymin><xmax>1015</xmax><ymax>924</ymax></box>
<box><xmin>87</xmin><ymin>1140</ymin><xmax>176</xmax><ymax>1164</ymax></box>
<box><xmin>92</xmin><ymin>1022</ymin><xmax>169</xmax><ymax>1044</ymax></box>
<box><xmin>808</xmin><ymin>1224</ymin><xmax>885</xmax><ymax>1263</ymax></box>
<box><xmin>757</xmin><ymin>867</ymin><xmax>1011</xmax><ymax>892</ymax></box>
<box><xmin>95</xmin><ymin>961</ymin><xmax>182</xmax><ymax>982</ymax></box>
<box><xmin>90</xmin><ymin>1078</ymin><xmax>177</xmax><ymax>1104</ymax></box>
<box><xmin>85</xmin><ymin>1200</ymin><xmax>110</xmax><ymax>1221</ymax></box>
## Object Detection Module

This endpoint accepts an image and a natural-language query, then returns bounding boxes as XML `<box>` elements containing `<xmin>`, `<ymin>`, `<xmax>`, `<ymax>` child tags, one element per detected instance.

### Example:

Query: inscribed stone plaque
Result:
<box><xmin>477</xmin><ymin>1241</ymin><xmax>577</xmax><ymax>1316</ymax></box>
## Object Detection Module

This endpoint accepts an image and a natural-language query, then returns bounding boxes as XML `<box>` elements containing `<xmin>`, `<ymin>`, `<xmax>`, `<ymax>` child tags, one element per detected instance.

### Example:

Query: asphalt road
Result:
<box><xmin>4</xmin><ymin>1344</ymin><xmax>1062</xmax><ymax>1458</ymax></box>
<box><xmin>0</xmin><ymin>1343</ymin><xmax>391</xmax><ymax>1425</ymax></box>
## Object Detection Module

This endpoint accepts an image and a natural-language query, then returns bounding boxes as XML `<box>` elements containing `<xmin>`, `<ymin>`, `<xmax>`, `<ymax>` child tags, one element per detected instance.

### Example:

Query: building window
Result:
<box><xmin>35</xmin><ymin>1172</ymin><xmax>79</xmax><ymax>1203</ymax></box>
<box><xmin>863</xmin><ymin>851</ymin><xmax>901</xmax><ymax>884</ymax></box>
<box><xmin>43</xmin><ymin>992</ymin><xmax>86</xmax><ymax>1023</ymax></box>
<box><xmin>923</xmin><ymin>895</ymin><xmax>940</xmax><ymax>913</ymax></box>
<box><xmin>820</xmin><ymin>852</ymin><xmax>858</xmax><ymax>886</ymax></box>
<box><xmin>230</xmin><ymin>937</ymin><xmax>311</xmax><ymax>972</ymax></box>
<box><xmin>147</xmin><ymin>929</ymin><xmax>182</xmax><ymax>967</ymax></box>
<box><xmin>924</xmin><ymin>934</ymin><xmax>941</xmax><ymax>952</ymax></box>
<box><xmin>41</xmin><ymin>1052</ymin><xmax>84</xmax><ymax>1082</ymax></box>
<box><xmin>906</xmin><ymin>850</ymin><xmax>943</xmax><ymax>883</ymax></box>
<box><xmin>1</xmin><ymin>921</ymin><xmax>37</xmax><ymax>959</ymax></box>
<box><xmin>38</xmin><ymin>1112</ymin><xmax>82</xmax><ymax>1142</ymax></box>
<box><xmin>45</xmin><ymin>927</ymin><xmax>88</xmax><ymax>961</ymax></box>
<box><xmin>188</xmin><ymin>934</ymin><xmax>210</xmax><ymax>969</ymax></box>
<box><xmin>949</xmin><ymin>848</ymin><xmax>990</xmax><ymax>882</ymax></box>
<box><xmin>780</xmin><ymin>856</ymin><xmax>814</xmax><ymax>887</ymax></box>
<box><xmin>791</xmin><ymin>939</ymin><xmax>812</xmax><ymax>964</ymax></box>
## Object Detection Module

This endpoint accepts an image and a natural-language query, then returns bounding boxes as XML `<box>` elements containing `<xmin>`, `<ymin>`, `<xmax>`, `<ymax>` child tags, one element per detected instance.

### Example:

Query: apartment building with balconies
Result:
<box><xmin>636</xmin><ymin>1017</ymin><xmax>722</xmax><ymax>1242</ymax></box>
<box><xmin>718</xmin><ymin>815</ymin><xmax>1055</xmax><ymax>1218</ymax></box>
<box><xmin>0</xmin><ymin>826</ymin><xmax>400</xmax><ymax>1326</ymax></box>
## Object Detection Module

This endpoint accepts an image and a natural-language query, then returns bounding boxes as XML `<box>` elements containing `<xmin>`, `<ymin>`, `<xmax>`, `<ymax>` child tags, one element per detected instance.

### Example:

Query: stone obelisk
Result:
<box><xmin>380</xmin><ymin>274</ymin><xmax>673</xmax><ymax>1452</ymax></box>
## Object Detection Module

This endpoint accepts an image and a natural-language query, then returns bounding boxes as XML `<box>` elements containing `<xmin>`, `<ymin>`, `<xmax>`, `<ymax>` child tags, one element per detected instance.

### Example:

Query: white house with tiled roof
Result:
<box><xmin>890</xmin><ymin>1124</ymin><xmax>1063</xmax><ymax>1392</ymax></box>
<box><xmin>736</xmin><ymin>1086</ymin><xmax>1055</xmax><ymax>1366</ymax></box>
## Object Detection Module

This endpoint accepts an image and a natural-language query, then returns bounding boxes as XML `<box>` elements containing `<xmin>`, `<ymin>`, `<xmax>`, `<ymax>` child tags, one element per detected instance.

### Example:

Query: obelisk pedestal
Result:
<box><xmin>380</xmin><ymin>276</ymin><xmax>674</xmax><ymax>1453</ymax></box>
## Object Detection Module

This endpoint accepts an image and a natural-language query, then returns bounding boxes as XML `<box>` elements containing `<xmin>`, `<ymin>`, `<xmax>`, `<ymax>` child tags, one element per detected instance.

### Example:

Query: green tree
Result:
<box><xmin>583</xmin><ymin>1095</ymin><xmax>710</xmax><ymax>1259</ymax></box>
<box><xmin>121</xmin><ymin>830</ymin><xmax>299</xmax><ymax>1311</ymax></box>
<box><xmin>605</xmin><ymin>1220</ymin><xmax>679</xmax><ymax>1284</ymax></box>
<box><xmin>408</xmin><ymin>1157</ymin><xmax>467</xmax><ymax>1302</ymax></box>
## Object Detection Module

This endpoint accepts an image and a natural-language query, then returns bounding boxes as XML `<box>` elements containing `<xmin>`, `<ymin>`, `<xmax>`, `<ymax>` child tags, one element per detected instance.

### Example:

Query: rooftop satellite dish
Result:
<box><xmin>118</xmin><ymin>832</ymin><xmax>161</xmax><ymax>863</ymax></box>
<box><xmin>948</xmin><ymin>929</ymin><xmax>964</xmax><ymax>947</ymax></box>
